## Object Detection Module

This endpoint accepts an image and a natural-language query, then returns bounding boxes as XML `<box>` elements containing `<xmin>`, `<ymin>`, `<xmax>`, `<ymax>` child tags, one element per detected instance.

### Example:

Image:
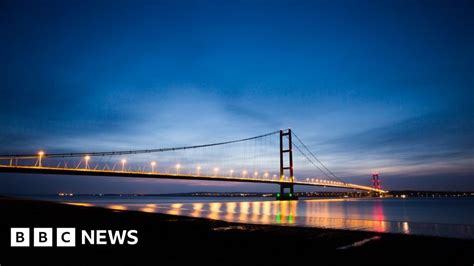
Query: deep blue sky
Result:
<box><xmin>1</xmin><ymin>0</ymin><xmax>473</xmax><ymax>194</ymax></box>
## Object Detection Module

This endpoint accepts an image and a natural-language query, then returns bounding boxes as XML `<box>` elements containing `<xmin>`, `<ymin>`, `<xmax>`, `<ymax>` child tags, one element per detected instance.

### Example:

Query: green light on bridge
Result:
<box><xmin>277</xmin><ymin>193</ymin><xmax>281</xmax><ymax>198</ymax></box>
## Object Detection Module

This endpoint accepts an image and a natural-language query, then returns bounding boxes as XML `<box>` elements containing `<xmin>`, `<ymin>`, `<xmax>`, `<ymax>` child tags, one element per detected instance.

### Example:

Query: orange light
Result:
<box><xmin>65</xmin><ymin>202</ymin><xmax>93</xmax><ymax>207</ymax></box>
<box><xmin>108</xmin><ymin>204</ymin><xmax>127</xmax><ymax>211</ymax></box>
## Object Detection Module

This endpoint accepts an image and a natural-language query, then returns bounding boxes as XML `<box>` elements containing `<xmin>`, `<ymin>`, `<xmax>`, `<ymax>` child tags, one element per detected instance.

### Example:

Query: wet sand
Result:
<box><xmin>0</xmin><ymin>196</ymin><xmax>473</xmax><ymax>265</ymax></box>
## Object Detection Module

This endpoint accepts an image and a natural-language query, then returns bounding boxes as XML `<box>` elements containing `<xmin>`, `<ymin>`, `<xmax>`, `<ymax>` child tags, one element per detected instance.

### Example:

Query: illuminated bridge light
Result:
<box><xmin>175</xmin><ymin>163</ymin><xmax>181</xmax><ymax>174</ymax></box>
<box><xmin>214</xmin><ymin>167</ymin><xmax>219</xmax><ymax>176</ymax></box>
<box><xmin>264</xmin><ymin>172</ymin><xmax>269</xmax><ymax>178</ymax></box>
<box><xmin>254</xmin><ymin>171</ymin><xmax>258</xmax><ymax>178</ymax></box>
<box><xmin>121</xmin><ymin>159</ymin><xmax>127</xmax><ymax>171</ymax></box>
<box><xmin>37</xmin><ymin>150</ymin><xmax>45</xmax><ymax>167</ymax></box>
<box><xmin>242</xmin><ymin>170</ymin><xmax>247</xmax><ymax>177</ymax></box>
<box><xmin>150</xmin><ymin>161</ymin><xmax>156</xmax><ymax>172</ymax></box>
<box><xmin>230</xmin><ymin>169</ymin><xmax>234</xmax><ymax>177</ymax></box>
<box><xmin>84</xmin><ymin>155</ymin><xmax>91</xmax><ymax>169</ymax></box>
<box><xmin>196</xmin><ymin>165</ymin><xmax>201</xmax><ymax>175</ymax></box>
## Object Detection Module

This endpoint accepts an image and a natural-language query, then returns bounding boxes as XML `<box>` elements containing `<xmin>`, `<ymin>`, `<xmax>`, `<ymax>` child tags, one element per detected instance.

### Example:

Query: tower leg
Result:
<box><xmin>277</xmin><ymin>129</ymin><xmax>298</xmax><ymax>200</ymax></box>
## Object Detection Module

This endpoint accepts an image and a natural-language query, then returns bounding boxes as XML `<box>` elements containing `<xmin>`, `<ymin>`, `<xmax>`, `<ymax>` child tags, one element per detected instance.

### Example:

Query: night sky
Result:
<box><xmin>1</xmin><ymin>0</ymin><xmax>473</xmax><ymax>194</ymax></box>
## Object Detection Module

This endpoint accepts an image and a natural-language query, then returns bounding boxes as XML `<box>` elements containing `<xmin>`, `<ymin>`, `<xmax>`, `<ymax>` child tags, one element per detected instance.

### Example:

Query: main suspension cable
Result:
<box><xmin>0</xmin><ymin>130</ymin><xmax>280</xmax><ymax>159</ymax></box>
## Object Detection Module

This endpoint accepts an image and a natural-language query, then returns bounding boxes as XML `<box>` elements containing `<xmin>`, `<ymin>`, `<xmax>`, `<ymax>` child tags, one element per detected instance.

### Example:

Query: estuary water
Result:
<box><xmin>37</xmin><ymin>196</ymin><xmax>474</xmax><ymax>239</ymax></box>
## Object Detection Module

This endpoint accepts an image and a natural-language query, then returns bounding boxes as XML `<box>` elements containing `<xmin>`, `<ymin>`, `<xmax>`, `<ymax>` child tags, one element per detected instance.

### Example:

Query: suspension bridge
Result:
<box><xmin>0</xmin><ymin>129</ymin><xmax>387</xmax><ymax>199</ymax></box>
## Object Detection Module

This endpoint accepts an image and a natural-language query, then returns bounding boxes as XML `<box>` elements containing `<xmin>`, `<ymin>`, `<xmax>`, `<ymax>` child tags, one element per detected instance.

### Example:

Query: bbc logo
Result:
<box><xmin>11</xmin><ymin>228</ymin><xmax>75</xmax><ymax>247</ymax></box>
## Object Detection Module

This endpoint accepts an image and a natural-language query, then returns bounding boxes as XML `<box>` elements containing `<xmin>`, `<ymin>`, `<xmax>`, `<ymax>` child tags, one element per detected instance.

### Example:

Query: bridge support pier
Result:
<box><xmin>277</xmin><ymin>183</ymin><xmax>297</xmax><ymax>200</ymax></box>
<box><xmin>277</xmin><ymin>129</ymin><xmax>298</xmax><ymax>201</ymax></box>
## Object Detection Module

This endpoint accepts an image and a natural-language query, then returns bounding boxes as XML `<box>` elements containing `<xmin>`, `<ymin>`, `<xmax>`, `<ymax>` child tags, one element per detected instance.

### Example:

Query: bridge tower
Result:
<box><xmin>371</xmin><ymin>173</ymin><xmax>382</xmax><ymax>197</ymax></box>
<box><xmin>277</xmin><ymin>129</ymin><xmax>298</xmax><ymax>200</ymax></box>
<box><xmin>372</xmin><ymin>173</ymin><xmax>380</xmax><ymax>190</ymax></box>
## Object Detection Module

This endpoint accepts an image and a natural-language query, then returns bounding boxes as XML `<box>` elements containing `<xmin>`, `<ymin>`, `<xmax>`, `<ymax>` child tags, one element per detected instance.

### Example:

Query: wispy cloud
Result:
<box><xmin>308</xmin><ymin>109</ymin><xmax>474</xmax><ymax>180</ymax></box>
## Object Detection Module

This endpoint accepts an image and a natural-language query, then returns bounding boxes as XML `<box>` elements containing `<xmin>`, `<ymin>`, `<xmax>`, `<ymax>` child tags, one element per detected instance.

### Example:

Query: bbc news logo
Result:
<box><xmin>11</xmin><ymin>228</ymin><xmax>138</xmax><ymax>247</ymax></box>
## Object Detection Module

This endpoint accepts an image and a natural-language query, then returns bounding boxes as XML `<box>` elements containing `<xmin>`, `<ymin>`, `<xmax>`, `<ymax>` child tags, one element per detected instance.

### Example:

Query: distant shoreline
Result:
<box><xmin>5</xmin><ymin>189</ymin><xmax>474</xmax><ymax>198</ymax></box>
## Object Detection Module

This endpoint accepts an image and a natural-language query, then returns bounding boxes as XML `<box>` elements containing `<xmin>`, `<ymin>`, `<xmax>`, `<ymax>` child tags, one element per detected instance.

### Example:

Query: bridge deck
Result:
<box><xmin>0</xmin><ymin>165</ymin><xmax>386</xmax><ymax>193</ymax></box>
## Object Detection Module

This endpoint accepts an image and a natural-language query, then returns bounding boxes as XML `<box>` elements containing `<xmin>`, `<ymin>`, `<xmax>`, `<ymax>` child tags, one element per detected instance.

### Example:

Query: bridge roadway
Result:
<box><xmin>0</xmin><ymin>165</ymin><xmax>387</xmax><ymax>193</ymax></box>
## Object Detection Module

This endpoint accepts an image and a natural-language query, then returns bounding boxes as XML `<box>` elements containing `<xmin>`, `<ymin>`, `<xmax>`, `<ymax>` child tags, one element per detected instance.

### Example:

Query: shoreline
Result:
<box><xmin>1</xmin><ymin>196</ymin><xmax>473</xmax><ymax>265</ymax></box>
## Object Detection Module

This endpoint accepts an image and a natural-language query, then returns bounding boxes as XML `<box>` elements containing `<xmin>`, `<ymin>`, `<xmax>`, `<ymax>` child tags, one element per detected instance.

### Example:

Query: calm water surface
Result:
<box><xmin>36</xmin><ymin>196</ymin><xmax>474</xmax><ymax>239</ymax></box>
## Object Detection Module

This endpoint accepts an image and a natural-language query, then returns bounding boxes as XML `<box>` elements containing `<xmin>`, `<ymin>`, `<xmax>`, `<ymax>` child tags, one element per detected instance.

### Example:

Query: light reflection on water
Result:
<box><xmin>59</xmin><ymin>197</ymin><xmax>474</xmax><ymax>239</ymax></box>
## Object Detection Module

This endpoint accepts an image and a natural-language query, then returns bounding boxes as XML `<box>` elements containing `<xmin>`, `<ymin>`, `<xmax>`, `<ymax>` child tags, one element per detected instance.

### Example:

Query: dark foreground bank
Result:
<box><xmin>0</xmin><ymin>197</ymin><xmax>473</xmax><ymax>265</ymax></box>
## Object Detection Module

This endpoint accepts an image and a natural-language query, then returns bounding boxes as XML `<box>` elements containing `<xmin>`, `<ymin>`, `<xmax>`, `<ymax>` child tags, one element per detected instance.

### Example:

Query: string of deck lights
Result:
<box><xmin>28</xmin><ymin>150</ymin><xmax>285</xmax><ymax>180</ymax></box>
